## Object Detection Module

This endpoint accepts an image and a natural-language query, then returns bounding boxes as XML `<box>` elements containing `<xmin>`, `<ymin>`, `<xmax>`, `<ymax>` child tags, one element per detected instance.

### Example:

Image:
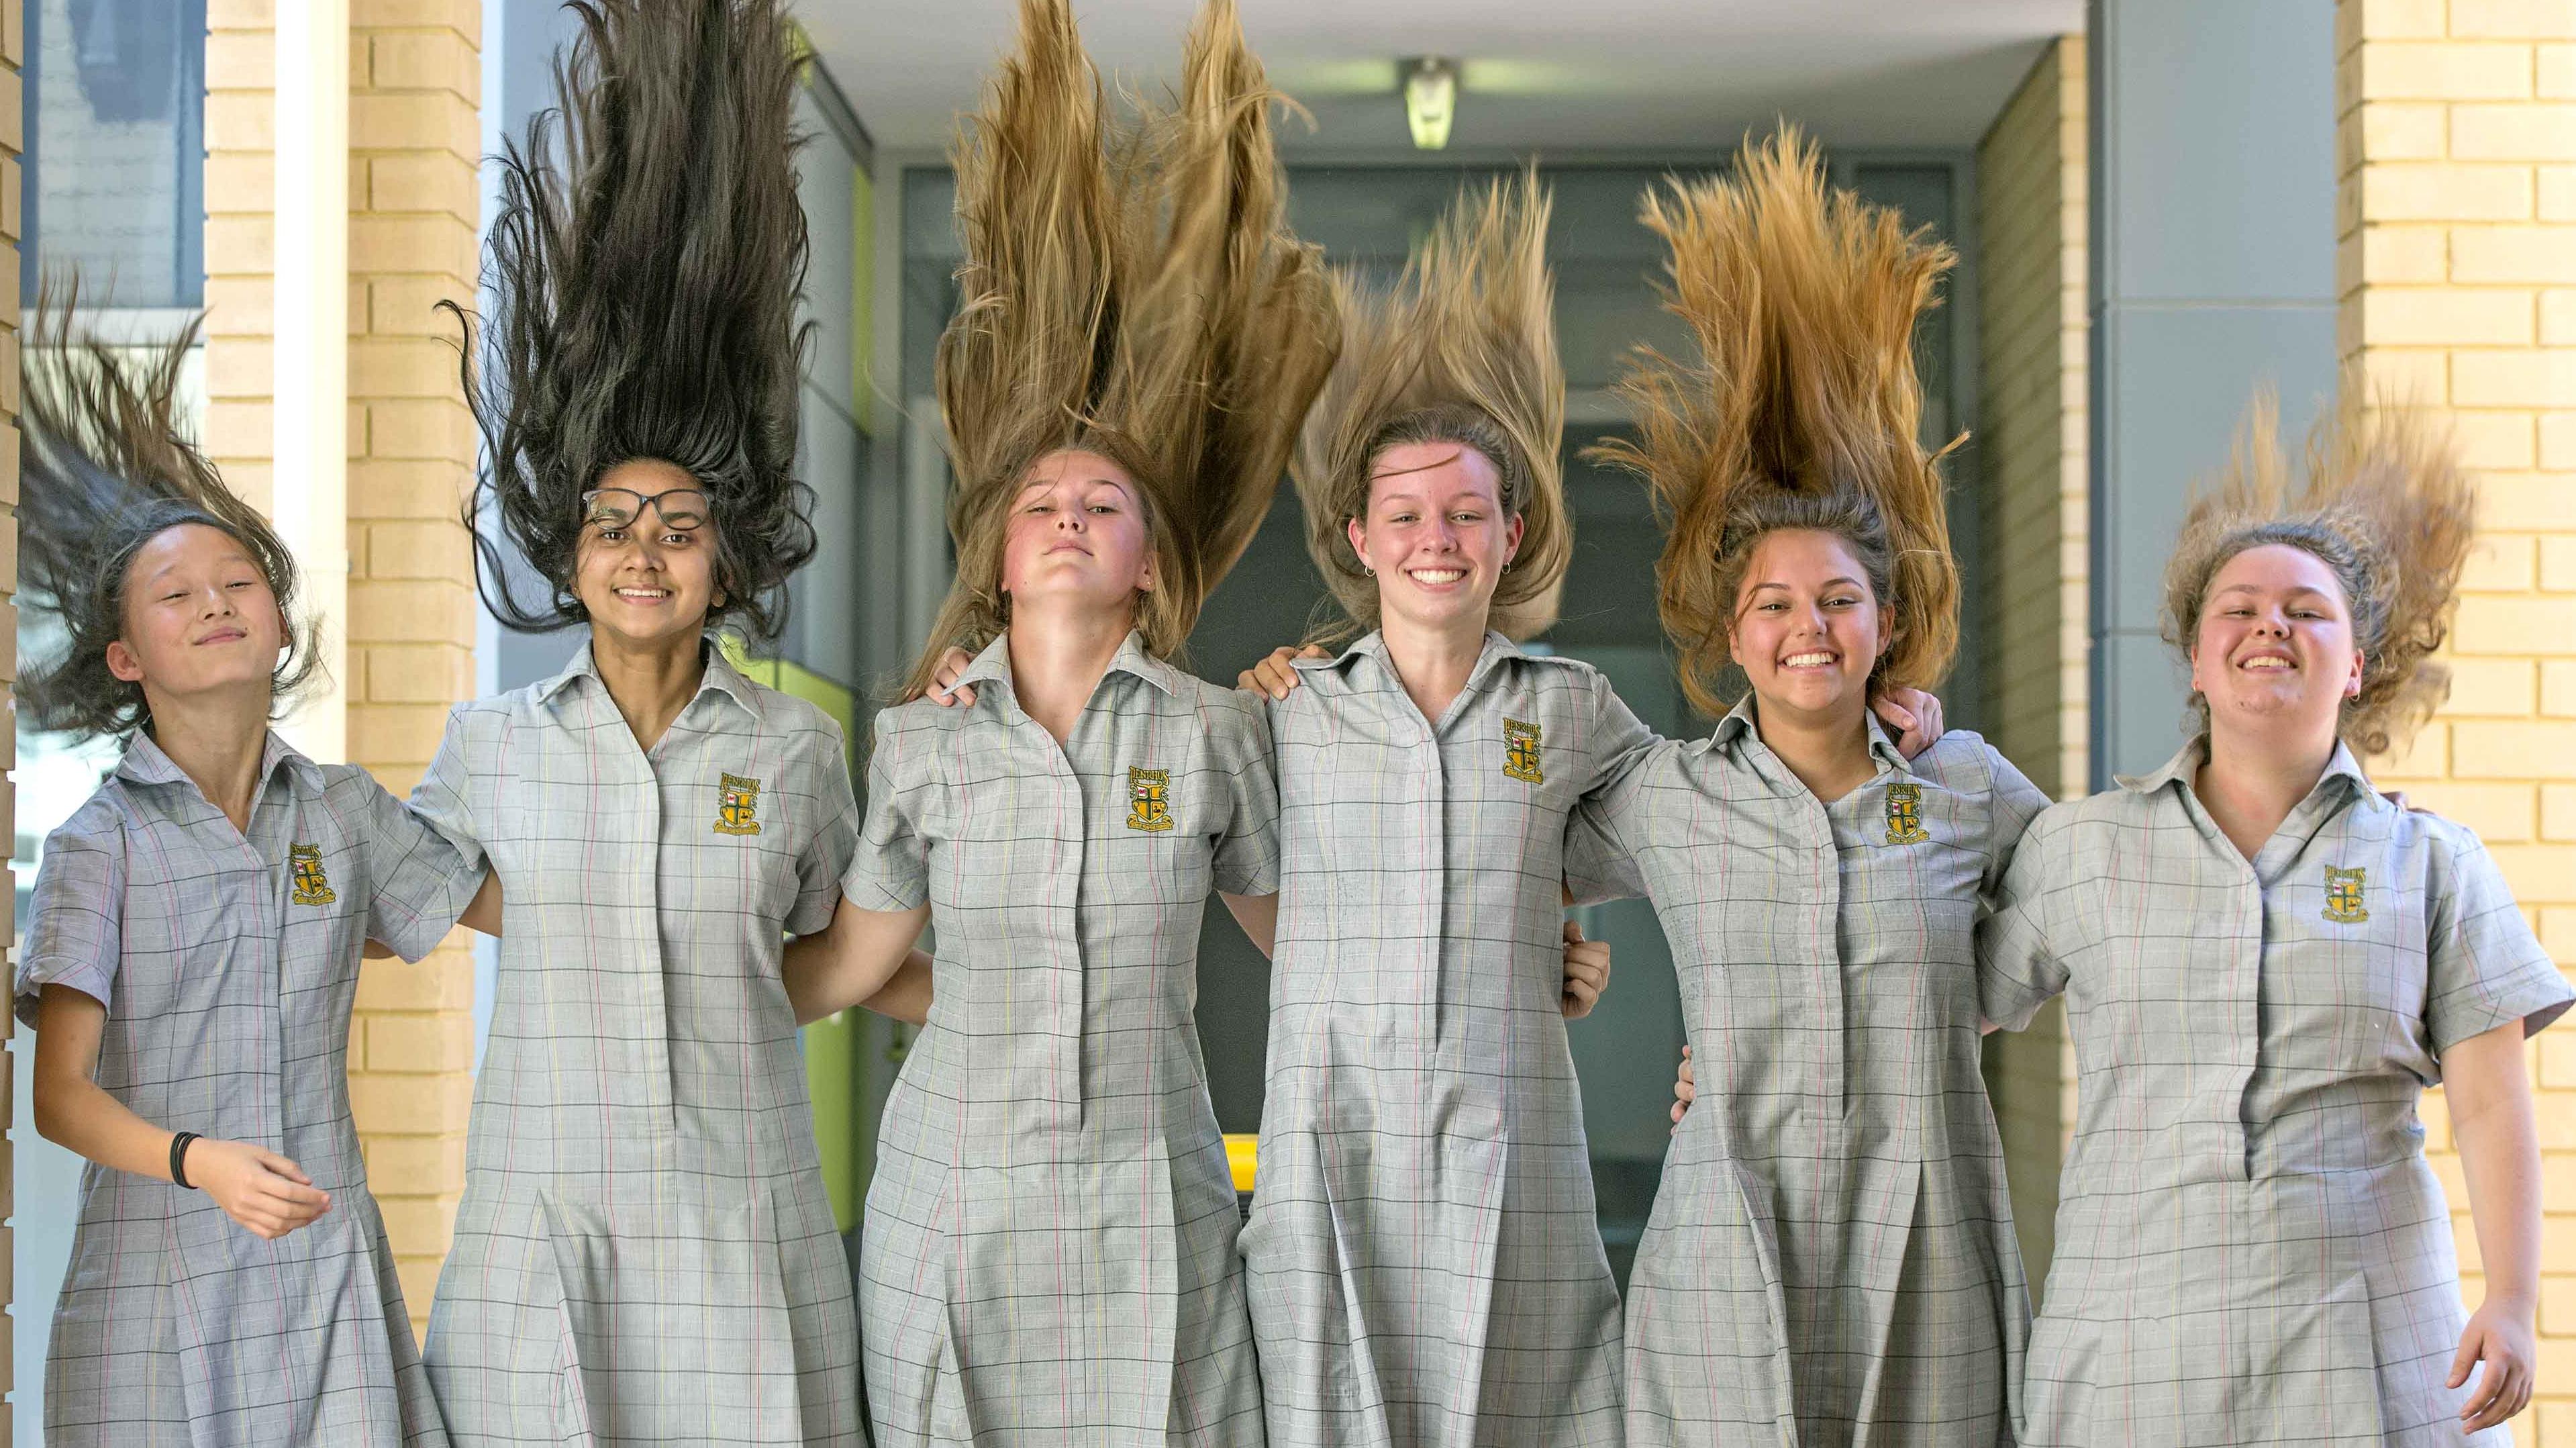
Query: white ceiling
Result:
<box><xmin>800</xmin><ymin>0</ymin><xmax>2087</xmax><ymax>159</ymax></box>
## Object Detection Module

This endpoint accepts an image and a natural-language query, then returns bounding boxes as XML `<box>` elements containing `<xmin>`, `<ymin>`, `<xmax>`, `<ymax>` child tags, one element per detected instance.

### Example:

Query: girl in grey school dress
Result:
<box><xmin>1579</xmin><ymin>133</ymin><xmax>2041</xmax><ymax>1448</ymax></box>
<box><xmin>1979</xmin><ymin>401</ymin><xmax>2570</xmax><ymax>1445</ymax></box>
<box><xmin>16</xmin><ymin>304</ymin><xmax>474</xmax><ymax>1446</ymax></box>
<box><xmin>778</xmin><ymin>3</ymin><xmax>1335</xmax><ymax>1442</ymax></box>
<box><xmin>405</xmin><ymin>3</ymin><xmax>869</xmax><ymax>1441</ymax></box>
<box><xmin>1232</xmin><ymin>164</ymin><xmax>1950</xmax><ymax>1448</ymax></box>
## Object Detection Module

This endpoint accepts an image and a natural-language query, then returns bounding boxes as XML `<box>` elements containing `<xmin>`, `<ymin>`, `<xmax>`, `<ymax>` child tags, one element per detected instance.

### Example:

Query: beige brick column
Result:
<box><xmin>2338</xmin><ymin>1</ymin><xmax>2576</xmax><ymax>1437</ymax></box>
<box><xmin>1973</xmin><ymin>34</ymin><xmax>2087</xmax><ymax>1295</ymax></box>
<box><xmin>205</xmin><ymin>0</ymin><xmax>483</xmax><ymax>1331</ymax></box>
<box><xmin>2</xmin><ymin>0</ymin><xmax>24</xmax><ymax>1421</ymax></box>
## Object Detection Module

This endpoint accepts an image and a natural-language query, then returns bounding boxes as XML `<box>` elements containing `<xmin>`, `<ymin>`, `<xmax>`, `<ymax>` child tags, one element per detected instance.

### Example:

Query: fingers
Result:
<box><xmin>1563</xmin><ymin>918</ymin><xmax>1583</xmax><ymax>945</ymax></box>
<box><xmin>2447</xmin><ymin>1326</ymin><xmax>2482</xmax><ymax>1390</ymax></box>
<box><xmin>260</xmin><ymin>1152</ymin><xmax>314</xmax><ymax>1186</ymax></box>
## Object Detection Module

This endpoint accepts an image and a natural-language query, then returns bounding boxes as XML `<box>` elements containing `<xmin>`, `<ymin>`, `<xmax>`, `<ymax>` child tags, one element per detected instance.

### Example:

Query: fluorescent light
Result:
<box><xmin>1400</xmin><ymin>56</ymin><xmax>1457</xmax><ymax>150</ymax></box>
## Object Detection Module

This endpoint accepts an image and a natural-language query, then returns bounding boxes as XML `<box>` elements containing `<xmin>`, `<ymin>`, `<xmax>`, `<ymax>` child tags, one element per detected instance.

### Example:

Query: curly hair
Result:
<box><xmin>2162</xmin><ymin>393</ymin><xmax>2475</xmax><ymax>758</ymax></box>
<box><xmin>1293</xmin><ymin>171</ymin><xmax>1567</xmax><ymax>643</ymax></box>
<box><xmin>16</xmin><ymin>283</ymin><xmax>321</xmax><ymax>740</ymax></box>
<box><xmin>454</xmin><ymin>0</ymin><xmax>816</xmax><ymax>643</ymax></box>
<box><xmin>902</xmin><ymin>0</ymin><xmax>1339</xmax><ymax>700</ymax></box>
<box><xmin>1589</xmin><ymin>128</ymin><xmax>1960</xmax><ymax>720</ymax></box>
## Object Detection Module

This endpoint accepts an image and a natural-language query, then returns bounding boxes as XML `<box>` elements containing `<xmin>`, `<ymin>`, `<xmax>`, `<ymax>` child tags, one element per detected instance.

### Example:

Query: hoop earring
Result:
<box><xmin>1364</xmin><ymin>565</ymin><xmax>1375</xmax><ymax>578</ymax></box>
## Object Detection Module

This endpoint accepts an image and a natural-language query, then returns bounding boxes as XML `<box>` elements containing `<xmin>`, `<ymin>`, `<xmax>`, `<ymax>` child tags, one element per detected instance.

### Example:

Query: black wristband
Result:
<box><xmin>169</xmin><ymin>1131</ymin><xmax>200</xmax><ymax>1190</ymax></box>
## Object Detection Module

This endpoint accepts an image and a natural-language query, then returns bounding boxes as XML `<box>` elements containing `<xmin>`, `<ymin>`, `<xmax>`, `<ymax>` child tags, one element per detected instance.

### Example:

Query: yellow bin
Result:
<box><xmin>1224</xmin><ymin>1133</ymin><xmax>1259</xmax><ymax>1195</ymax></box>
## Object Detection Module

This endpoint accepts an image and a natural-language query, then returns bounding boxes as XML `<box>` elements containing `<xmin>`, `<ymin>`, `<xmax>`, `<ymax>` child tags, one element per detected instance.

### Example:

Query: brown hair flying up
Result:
<box><xmin>1591</xmin><ymin>129</ymin><xmax>1960</xmax><ymax>719</ymax></box>
<box><xmin>905</xmin><ymin>0</ymin><xmax>1339</xmax><ymax>697</ymax></box>
<box><xmin>1294</xmin><ymin>171</ymin><xmax>1569</xmax><ymax>642</ymax></box>
<box><xmin>2162</xmin><ymin>392</ymin><xmax>2477</xmax><ymax>758</ymax></box>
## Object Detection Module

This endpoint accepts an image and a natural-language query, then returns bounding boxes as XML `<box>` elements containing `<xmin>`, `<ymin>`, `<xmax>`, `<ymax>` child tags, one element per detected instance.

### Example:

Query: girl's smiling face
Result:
<box><xmin>573</xmin><ymin>456</ymin><xmax>722</xmax><ymax>651</ymax></box>
<box><xmin>1728</xmin><ymin>527</ymin><xmax>1887</xmax><ymax>725</ymax></box>
<box><xmin>2189</xmin><ymin>542</ymin><xmax>2363</xmax><ymax>738</ymax></box>
<box><xmin>1348</xmin><ymin>441</ymin><xmax>1523</xmax><ymax>635</ymax></box>
<box><xmin>105</xmin><ymin>522</ymin><xmax>288</xmax><ymax>704</ymax></box>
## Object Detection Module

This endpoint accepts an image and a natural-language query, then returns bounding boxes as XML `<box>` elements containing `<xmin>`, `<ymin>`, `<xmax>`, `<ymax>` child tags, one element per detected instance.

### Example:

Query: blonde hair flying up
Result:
<box><xmin>1591</xmin><ymin>129</ymin><xmax>1960</xmax><ymax>718</ymax></box>
<box><xmin>904</xmin><ymin>0</ymin><xmax>1338</xmax><ymax>697</ymax></box>
<box><xmin>1294</xmin><ymin>171</ymin><xmax>1570</xmax><ymax>642</ymax></box>
<box><xmin>2161</xmin><ymin>392</ymin><xmax>2477</xmax><ymax>758</ymax></box>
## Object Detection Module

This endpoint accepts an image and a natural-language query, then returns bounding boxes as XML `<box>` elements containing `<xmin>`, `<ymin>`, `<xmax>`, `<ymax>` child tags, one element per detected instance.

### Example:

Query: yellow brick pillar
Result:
<box><xmin>2338</xmin><ymin>1</ymin><xmax>2576</xmax><ymax>1439</ymax></box>
<box><xmin>1973</xmin><ymin>33</ymin><xmax>2088</xmax><ymax>1298</ymax></box>
<box><xmin>205</xmin><ymin>0</ymin><xmax>483</xmax><ymax>1333</ymax></box>
<box><xmin>1</xmin><ymin>0</ymin><xmax>24</xmax><ymax>1424</ymax></box>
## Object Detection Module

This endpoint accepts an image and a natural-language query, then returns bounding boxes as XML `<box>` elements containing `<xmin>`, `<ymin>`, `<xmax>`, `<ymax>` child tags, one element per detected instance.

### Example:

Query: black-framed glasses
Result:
<box><xmin>581</xmin><ymin>486</ymin><xmax>709</xmax><ymax>533</ymax></box>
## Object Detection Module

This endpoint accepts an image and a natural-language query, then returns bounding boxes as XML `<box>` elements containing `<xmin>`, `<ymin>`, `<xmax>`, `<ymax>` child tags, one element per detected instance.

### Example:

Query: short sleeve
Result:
<box><xmin>1977</xmin><ymin>810</ymin><xmax>2074</xmax><ymax>1032</ymax></box>
<box><xmin>1563</xmin><ymin>671</ymin><xmax>1657</xmax><ymax>906</ymax></box>
<box><xmin>842</xmin><ymin>708</ymin><xmax>931</xmax><ymax>912</ymax></box>
<box><xmin>2424</xmin><ymin>825</ymin><xmax>2573</xmax><ymax>1057</ymax></box>
<box><xmin>356</xmin><ymin>773</ymin><xmax>483</xmax><ymax>961</ymax></box>
<box><xmin>1208</xmin><ymin>691</ymin><xmax>1281</xmax><ymax>898</ymax></box>
<box><xmin>793</xmin><ymin>720</ymin><xmax>862</xmax><ymax>936</ymax></box>
<box><xmin>407</xmin><ymin>706</ymin><xmax>491</xmax><ymax>877</ymax></box>
<box><xmin>1977</xmin><ymin>746</ymin><xmax>2054</xmax><ymax>904</ymax></box>
<box><xmin>18</xmin><ymin>799</ymin><xmax>128</xmax><ymax>1027</ymax></box>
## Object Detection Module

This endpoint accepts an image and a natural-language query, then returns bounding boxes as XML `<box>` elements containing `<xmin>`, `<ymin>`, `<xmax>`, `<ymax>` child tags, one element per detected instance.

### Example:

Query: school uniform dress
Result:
<box><xmin>408</xmin><ymin>645</ymin><xmax>864</xmax><ymax>1446</ymax></box>
<box><xmin>18</xmin><ymin>730</ymin><xmax>474</xmax><ymax>1447</ymax></box>
<box><xmin>847</xmin><ymin>632</ymin><xmax>1277</xmax><ymax>1447</ymax></box>
<box><xmin>1566</xmin><ymin>704</ymin><xmax>2047</xmax><ymax>1448</ymax></box>
<box><xmin>1242</xmin><ymin>630</ymin><xmax>1653</xmax><ymax>1448</ymax></box>
<box><xmin>1981</xmin><ymin>740</ymin><xmax>2574</xmax><ymax>1447</ymax></box>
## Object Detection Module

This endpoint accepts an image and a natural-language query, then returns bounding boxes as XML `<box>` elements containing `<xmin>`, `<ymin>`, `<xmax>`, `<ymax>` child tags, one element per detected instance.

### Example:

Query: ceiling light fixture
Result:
<box><xmin>1399</xmin><ymin>56</ymin><xmax>1458</xmax><ymax>151</ymax></box>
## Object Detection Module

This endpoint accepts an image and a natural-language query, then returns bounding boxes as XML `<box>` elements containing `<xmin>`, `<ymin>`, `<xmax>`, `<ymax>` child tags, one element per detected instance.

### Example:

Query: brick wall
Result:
<box><xmin>205</xmin><ymin>0</ymin><xmax>482</xmax><ymax>1333</ymax></box>
<box><xmin>1973</xmin><ymin>34</ymin><xmax>2087</xmax><ymax>1296</ymax></box>
<box><xmin>2336</xmin><ymin>1</ymin><xmax>2576</xmax><ymax>1440</ymax></box>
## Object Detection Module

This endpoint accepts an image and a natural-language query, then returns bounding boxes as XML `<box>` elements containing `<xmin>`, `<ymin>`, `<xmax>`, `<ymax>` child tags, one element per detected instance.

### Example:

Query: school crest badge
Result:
<box><xmin>289</xmin><ymin>843</ymin><xmax>337</xmax><ymax>906</ymax></box>
<box><xmin>713</xmin><ymin>773</ymin><xmax>764</xmax><ymax>836</ymax></box>
<box><xmin>1503</xmin><ymin>718</ymin><xmax>1544</xmax><ymax>785</ymax></box>
<box><xmin>1883</xmin><ymin>782</ymin><xmax>1930</xmax><ymax>845</ymax></box>
<box><xmin>2323</xmin><ymin>865</ymin><xmax>2369</xmax><ymax>924</ymax></box>
<box><xmin>1127</xmin><ymin>767</ymin><xmax>1174</xmax><ymax>832</ymax></box>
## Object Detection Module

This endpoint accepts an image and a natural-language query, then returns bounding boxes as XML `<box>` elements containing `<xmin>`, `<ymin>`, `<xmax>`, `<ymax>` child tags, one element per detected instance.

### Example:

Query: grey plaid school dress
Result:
<box><xmin>1980</xmin><ymin>740</ymin><xmax>2574</xmax><ymax>1447</ymax></box>
<box><xmin>845</xmin><ymin>632</ymin><xmax>1277</xmax><ymax>1447</ymax></box>
<box><xmin>1567</xmin><ymin>702</ymin><xmax>2048</xmax><ymax>1448</ymax></box>
<box><xmin>407</xmin><ymin>644</ymin><xmax>864</xmax><ymax>1446</ymax></box>
<box><xmin>1242</xmin><ymin>630</ymin><xmax>1654</xmax><ymax>1448</ymax></box>
<box><xmin>17</xmin><ymin>730</ymin><xmax>475</xmax><ymax>1447</ymax></box>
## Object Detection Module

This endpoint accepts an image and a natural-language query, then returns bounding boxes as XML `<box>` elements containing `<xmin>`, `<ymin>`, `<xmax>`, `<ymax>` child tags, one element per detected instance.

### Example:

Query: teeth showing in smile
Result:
<box><xmin>615</xmin><ymin>587</ymin><xmax>670</xmax><ymax>600</ymax></box>
<box><xmin>1783</xmin><ymin>652</ymin><xmax>1836</xmax><ymax>668</ymax></box>
<box><xmin>1409</xmin><ymin>568</ymin><xmax>1466</xmax><ymax>584</ymax></box>
<box><xmin>2240</xmin><ymin>656</ymin><xmax>2293</xmax><ymax>671</ymax></box>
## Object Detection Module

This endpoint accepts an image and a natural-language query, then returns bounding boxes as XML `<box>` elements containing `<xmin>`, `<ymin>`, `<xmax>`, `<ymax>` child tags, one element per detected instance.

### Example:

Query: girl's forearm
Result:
<box><xmin>2446</xmin><ymin>1023</ymin><xmax>2544</xmax><ymax>1310</ymax></box>
<box><xmin>859</xmin><ymin>950</ymin><xmax>934</xmax><ymax>1026</ymax></box>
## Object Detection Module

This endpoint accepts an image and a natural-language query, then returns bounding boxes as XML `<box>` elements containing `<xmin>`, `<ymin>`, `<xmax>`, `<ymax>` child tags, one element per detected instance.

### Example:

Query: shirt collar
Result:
<box><xmin>1318</xmin><ymin>629</ymin><xmax>1525</xmax><ymax>691</ymax></box>
<box><xmin>1705</xmin><ymin>694</ymin><xmax>1916</xmax><ymax>777</ymax></box>
<box><xmin>2117</xmin><ymin>734</ymin><xmax>2378</xmax><ymax>809</ymax></box>
<box><xmin>954</xmin><ymin>629</ymin><xmax>1181</xmax><ymax>705</ymax></box>
<box><xmin>113</xmin><ymin>728</ymin><xmax>320</xmax><ymax>791</ymax></box>
<box><xmin>534</xmin><ymin>638</ymin><xmax>762</xmax><ymax>724</ymax></box>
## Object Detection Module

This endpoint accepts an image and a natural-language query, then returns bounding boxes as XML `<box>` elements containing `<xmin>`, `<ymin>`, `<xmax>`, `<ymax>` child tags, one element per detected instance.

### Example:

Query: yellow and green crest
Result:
<box><xmin>289</xmin><ymin>843</ymin><xmax>337</xmax><ymax>906</ymax></box>
<box><xmin>1884</xmin><ymin>782</ymin><xmax>1930</xmax><ymax>846</ymax></box>
<box><xmin>1503</xmin><ymin>718</ymin><xmax>1544</xmax><ymax>785</ymax></box>
<box><xmin>2323</xmin><ymin>865</ymin><xmax>2369</xmax><ymax>924</ymax></box>
<box><xmin>714</xmin><ymin>773</ymin><xmax>764</xmax><ymax>836</ymax></box>
<box><xmin>1127</xmin><ymin>767</ymin><xmax>1173</xmax><ymax>832</ymax></box>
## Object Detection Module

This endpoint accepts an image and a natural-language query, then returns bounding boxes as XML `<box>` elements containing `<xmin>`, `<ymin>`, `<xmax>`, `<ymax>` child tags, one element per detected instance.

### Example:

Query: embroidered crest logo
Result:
<box><xmin>1503</xmin><ymin>718</ymin><xmax>1545</xmax><ymax>785</ymax></box>
<box><xmin>1884</xmin><ymin>782</ymin><xmax>1931</xmax><ymax>845</ymax></box>
<box><xmin>2323</xmin><ymin>865</ymin><xmax>2369</xmax><ymax>924</ymax></box>
<box><xmin>1127</xmin><ymin>767</ymin><xmax>1174</xmax><ymax>832</ymax></box>
<box><xmin>713</xmin><ymin>773</ymin><xmax>764</xmax><ymax>836</ymax></box>
<box><xmin>288</xmin><ymin>843</ymin><xmax>337</xmax><ymax>906</ymax></box>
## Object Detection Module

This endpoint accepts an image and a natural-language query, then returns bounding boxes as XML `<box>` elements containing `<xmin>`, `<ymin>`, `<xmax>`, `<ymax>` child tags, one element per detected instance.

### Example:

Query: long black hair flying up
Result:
<box><xmin>454</xmin><ymin>0</ymin><xmax>817</xmax><ymax>642</ymax></box>
<box><xmin>16</xmin><ymin>279</ymin><xmax>321</xmax><ymax>741</ymax></box>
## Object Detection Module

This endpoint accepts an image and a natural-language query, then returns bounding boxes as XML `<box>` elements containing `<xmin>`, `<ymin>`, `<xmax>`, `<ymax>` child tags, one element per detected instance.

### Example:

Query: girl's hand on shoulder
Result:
<box><xmin>188</xmin><ymin>1137</ymin><xmax>332</xmax><ymax>1240</ymax></box>
<box><xmin>1669</xmin><ymin>1045</ymin><xmax>1695</xmax><ymax>1132</ymax></box>
<box><xmin>913</xmin><ymin>648</ymin><xmax>978</xmax><ymax>708</ymax></box>
<box><xmin>1873</xmin><ymin>688</ymin><xmax>1944</xmax><ymax>758</ymax></box>
<box><xmin>1238</xmin><ymin>644</ymin><xmax>1326</xmax><ymax>701</ymax></box>
<box><xmin>1559</xmin><ymin>918</ymin><xmax>1609</xmax><ymax>1020</ymax></box>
